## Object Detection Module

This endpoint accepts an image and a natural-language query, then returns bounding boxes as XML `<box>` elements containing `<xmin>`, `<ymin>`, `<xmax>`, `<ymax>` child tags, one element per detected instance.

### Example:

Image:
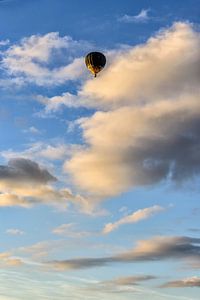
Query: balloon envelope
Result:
<box><xmin>85</xmin><ymin>52</ymin><xmax>106</xmax><ymax>77</ymax></box>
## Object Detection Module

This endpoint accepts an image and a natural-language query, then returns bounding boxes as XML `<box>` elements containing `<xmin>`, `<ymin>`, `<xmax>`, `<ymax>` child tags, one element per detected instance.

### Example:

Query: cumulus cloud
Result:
<box><xmin>38</xmin><ymin>92</ymin><xmax>82</xmax><ymax>113</ymax></box>
<box><xmin>80</xmin><ymin>22</ymin><xmax>200</xmax><ymax>108</ymax></box>
<box><xmin>1</xmin><ymin>32</ymin><xmax>91</xmax><ymax>86</ymax></box>
<box><xmin>0</xmin><ymin>158</ymin><xmax>72</xmax><ymax>208</ymax></box>
<box><xmin>59</xmin><ymin>23</ymin><xmax>200</xmax><ymax>199</ymax></box>
<box><xmin>119</xmin><ymin>9</ymin><xmax>150</xmax><ymax>23</ymax></box>
<box><xmin>40</xmin><ymin>22</ymin><xmax>200</xmax><ymax>112</ymax></box>
<box><xmin>48</xmin><ymin>236</ymin><xmax>200</xmax><ymax>270</ymax></box>
<box><xmin>65</xmin><ymin>95</ymin><xmax>200</xmax><ymax>198</ymax></box>
<box><xmin>0</xmin><ymin>155</ymin><xmax>101</xmax><ymax>213</ymax></box>
<box><xmin>161</xmin><ymin>276</ymin><xmax>200</xmax><ymax>288</ymax></box>
<box><xmin>0</xmin><ymin>158</ymin><xmax>56</xmax><ymax>184</ymax></box>
<box><xmin>103</xmin><ymin>205</ymin><xmax>165</xmax><ymax>234</ymax></box>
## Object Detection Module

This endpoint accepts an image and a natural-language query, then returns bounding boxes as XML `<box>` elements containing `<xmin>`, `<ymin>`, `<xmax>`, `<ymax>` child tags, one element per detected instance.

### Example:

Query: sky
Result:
<box><xmin>0</xmin><ymin>0</ymin><xmax>199</xmax><ymax>299</ymax></box>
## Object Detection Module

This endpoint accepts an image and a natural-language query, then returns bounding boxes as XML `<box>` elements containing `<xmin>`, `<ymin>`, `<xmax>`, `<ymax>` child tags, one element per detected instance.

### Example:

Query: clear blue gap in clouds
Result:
<box><xmin>0</xmin><ymin>0</ymin><xmax>198</xmax><ymax>45</ymax></box>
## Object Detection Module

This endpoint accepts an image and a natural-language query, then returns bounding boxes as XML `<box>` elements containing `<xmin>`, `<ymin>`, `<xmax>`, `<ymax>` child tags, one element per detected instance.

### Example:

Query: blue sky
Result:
<box><xmin>0</xmin><ymin>0</ymin><xmax>199</xmax><ymax>299</ymax></box>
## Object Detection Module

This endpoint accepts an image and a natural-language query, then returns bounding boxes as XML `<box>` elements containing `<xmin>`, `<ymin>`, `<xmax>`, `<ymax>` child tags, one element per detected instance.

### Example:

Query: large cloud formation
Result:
<box><xmin>62</xmin><ymin>22</ymin><xmax>200</xmax><ymax>199</ymax></box>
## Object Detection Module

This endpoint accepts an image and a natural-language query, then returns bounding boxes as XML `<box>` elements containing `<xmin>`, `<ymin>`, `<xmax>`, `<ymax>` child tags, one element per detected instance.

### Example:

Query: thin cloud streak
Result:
<box><xmin>119</xmin><ymin>9</ymin><xmax>150</xmax><ymax>23</ymax></box>
<box><xmin>161</xmin><ymin>277</ymin><xmax>200</xmax><ymax>288</ymax></box>
<box><xmin>103</xmin><ymin>205</ymin><xmax>165</xmax><ymax>234</ymax></box>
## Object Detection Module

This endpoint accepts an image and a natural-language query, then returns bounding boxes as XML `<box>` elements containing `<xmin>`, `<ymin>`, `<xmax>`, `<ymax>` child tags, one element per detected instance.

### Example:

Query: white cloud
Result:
<box><xmin>23</xmin><ymin>126</ymin><xmax>41</xmax><ymax>135</ymax></box>
<box><xmin>37</xmin><ymin>92</ymin><xmax>84</xmax><ymax>113</ymax></box>
<box><xmin>60</xmin><ymin>22</ymin><xmax>200</xmax><ymax>200</ymax></box>
<box><xmin>1</xmin><ymin>142</ymin><xmax>83</xmax><ymax>162</ymax></box>
<box><xmin>119</xmin><ymin>9</ymin><xmax>150</xmax><ymax>23</ymax></box>
<box><xmin>80</xmin><ymin>22</ymin><xmax>199</xmax><ymax>109</ymax></box>
<box><xmin>1</xmin><ymin>33</ymin><xmax>91</xmax><ymax>86</ymax></box>
<box><xmin>103</xmin><ymin>205</ymin><xmax>165</xmax><ymax>234</ymax></box>
<box><xmin>6</xmin><ymin>229</ymin><xmax>25</xmax><ymax>236</ymax></box>
<box><xmin>0</xmin><ymin>39</ymin><xmax>9</xmax><ymax>46</ymax></box>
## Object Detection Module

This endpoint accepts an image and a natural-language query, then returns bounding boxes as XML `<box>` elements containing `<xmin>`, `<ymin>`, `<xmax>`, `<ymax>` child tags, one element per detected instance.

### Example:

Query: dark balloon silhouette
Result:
<box><xmin>85</xmin><ymin>52</ymin><xmax>106</xmax><ymax>77</ymax></box>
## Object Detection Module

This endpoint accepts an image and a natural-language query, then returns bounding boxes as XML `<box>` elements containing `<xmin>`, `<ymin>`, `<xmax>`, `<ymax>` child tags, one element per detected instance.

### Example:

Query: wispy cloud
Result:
<box><xmin>52</xmin><ymin>223</ymin><xmax>91</xmax><ymax>238</ymax></box>
<box><xmin>102</xmin><ymin>275</ymin><xmax>157</xmax><ymax>286</ymax></box>
<box><xmin>0</xmin><ymin>252</ymin><xmax>24</xmax><ymax>267</ymax></box>
<box><xmin>161</xmin><ymin>276</ymin><xmax>200</xmax><ymax>288</ymax></box>
<box><xmin>23</xmin><ymin>126</ymin><xmax>41</xmax><ymax>135</ymax></box>
<box><xmin>103</xmin><ymin>205</ymin><xmax>165</xmax><ymax>234</ymax></box>
<box><xmin>48</xmin><ymin>236</ymin><xmax>200</xmax><ymax>270</ymax></box>
<box><xmin>1</xmin><ymin>141</ymin><xmax>83</xmax><ymax>162</ymax></box>
<box><xmin>6</xmin><ymin>229</ymin><xmax>25</xmax><ymax>236</ymax></box>
<box><xmin>85</xmin><ymin>275</ymin><xmax>157</xmax><ymax>296</ymax></box>
<box><xmin>119</xmin><ymin>9</ymin><xmax>150</xmax><ymax>23</ymax></box>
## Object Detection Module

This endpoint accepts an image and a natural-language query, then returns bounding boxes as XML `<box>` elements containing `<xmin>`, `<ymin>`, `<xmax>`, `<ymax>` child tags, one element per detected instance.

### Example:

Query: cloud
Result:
<box><xmin>48</xmin><ymin>236</ymin><xmax>200</xmax><ymax>270</ymax></box>
<box><xmin>161</xmin><ymin>276</ymin><xmax>200</xmax><ymax>288</ymax></box>
<box><xmin>23</xmin><ymin>126</ymin><xmax>41</xmax><ymax>135</ymax></box>
<box><xmin>0</xmin><ymin>155</ymin><xmax>102</xmax><ymax>213</ymax></box>
<box><xmin>0</xmin><ymin>158</ymin><xmax>72</xmax><ymax>209</ymax></box>
<box><xmin>65</xmin><ymin>95</ymin><xmax>200</xmax><ymax>198</ymax></box>
<box><xmin>1</xmin><ymin>33</ymin><xmax>91</xmax><ymax>86</ymax></box>
<box><xmin>103</xmin><ymin>275</ymin><xmax>157</xmax><ymax>286</ymax></box>
<box><xmin>6</xmin><ymin>229</ymin><xmax>25</xmax><ymax>236</ymax></box>
<box><xmin>79</xmin><ymin>22</ymin><xmax>200</xmax><ymax>108</ymax></box>
<box><xmin>0</xmin><ymin>186</ymin><xmax>86</xmax><ymax>210</ymax></box>
<box><xmin>52</xmin><ymin>223</ymin><xmax>90</xmax><ymax>238</ymax></box>
<box><xmin>38</xmin><ymin>92</ymin><xmax>82</xmax><ymax>113</ymax></box>
<box><xmin>0</xmin><ymin>158</ymin><xmax>56</xmax><ymax>184</ymax></box>
<box><xmin>103</xmin><ymin>205</ymin><xmax>165</xmax><ymax>234</ymax></box>
<box><xmin>0</xmin><ymin>252</ymin><xmax>24</xmax><ymax>267</ymax></box>
<box><xmin>19</xmin><ymin>240</ymin><xmax>66</xmax><ymax>260</ymax></box>
<box><xmin>0</xmin><ymin>193</ymin><xmax>31</xmax><ymax>208</ymax></box>
<box><xmin>59</xmin><ymin>23</ymin><xmax>200</xmax><ymax>199</ymax></box>
<box><xmin>119</xmin><ymin>9</ymin><xmax>150</xmax><ymax>23</ymax></box>
<box><xmin>0</xmin><ymin>39</ymin><xmax>9</xmax><ymax>46</ymax></box>
<box><xmin>86</xmin><ymin>275</ymin><xmax>157</xmax><ymax>295</ymax></box>
<box><xmin>1</xmin><ymin>142</ymin><xmax>83</xmax><ymax>162</ymax></box>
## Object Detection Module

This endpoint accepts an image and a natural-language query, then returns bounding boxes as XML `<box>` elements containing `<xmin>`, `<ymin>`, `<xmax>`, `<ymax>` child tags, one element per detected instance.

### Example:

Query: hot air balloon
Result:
<box><xmin>85</xmin><ymin>52</ymin><xmax>106</xmax><ymax>77</ymax></box>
